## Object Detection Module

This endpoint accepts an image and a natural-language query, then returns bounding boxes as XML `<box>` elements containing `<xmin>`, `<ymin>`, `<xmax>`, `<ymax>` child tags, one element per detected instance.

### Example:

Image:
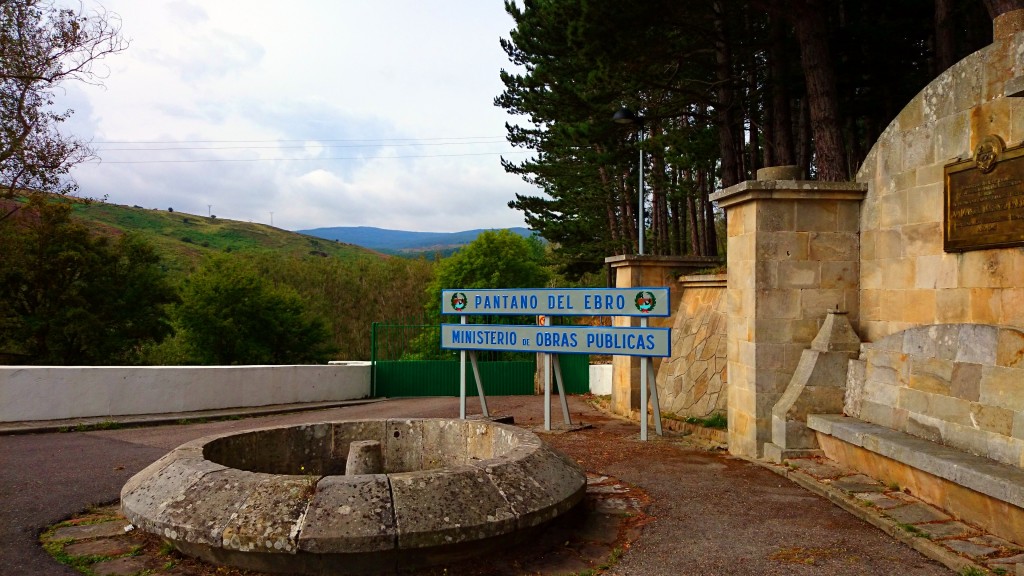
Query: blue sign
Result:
<box><xmin>441</xmin><ymin>324</ymin><xmax>671</xmax><ymax>357</ymax></box>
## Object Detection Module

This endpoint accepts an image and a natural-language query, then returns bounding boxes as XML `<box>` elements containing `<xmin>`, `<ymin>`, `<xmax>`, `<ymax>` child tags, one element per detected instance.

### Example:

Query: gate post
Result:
<box><xmin>710</xmin><ymin>168</ymin><xmax>865</xmax><ymax>457</ymax></box>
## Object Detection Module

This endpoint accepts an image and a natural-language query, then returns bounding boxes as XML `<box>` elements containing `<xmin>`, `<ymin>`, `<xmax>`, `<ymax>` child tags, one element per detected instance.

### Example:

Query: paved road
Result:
<box><xmin>0</xmin><ymin>396</ymin><xmax>952</xmax><ymax>575</ymax></box>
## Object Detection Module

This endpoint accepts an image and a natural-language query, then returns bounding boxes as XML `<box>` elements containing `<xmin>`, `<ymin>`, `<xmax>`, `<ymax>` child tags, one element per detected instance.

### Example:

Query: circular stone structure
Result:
<box><xmin>121</xmin><ymin>418</ymin><xmax>586</xmax><ymax>575</ymax></box>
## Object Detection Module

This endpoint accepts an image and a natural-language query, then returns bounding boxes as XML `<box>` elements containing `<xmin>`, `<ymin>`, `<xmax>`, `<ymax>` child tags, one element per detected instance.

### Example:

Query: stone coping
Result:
<box><xmin>677</xmin><ymin>273</ymin><xmax>727</xmax><ymax>288</ymax></box>
<box><xmin>604</xmin><ymin>254</ymin><xmax>721</xmax><ymax>268</ymax></box>
<box><xmin>807</xmin><ymin>414</ymin><xmax>1024</xmax><ymax>509</ymax></box>
<box><xmin>710</xmin><ymin>179</ymin><xmax>867</xmax><ymax>208</ymax></box>
<box><xmin>121</xmin><ymin>418</ymin><xmax>587</xmax><ymax>574</ymax></box>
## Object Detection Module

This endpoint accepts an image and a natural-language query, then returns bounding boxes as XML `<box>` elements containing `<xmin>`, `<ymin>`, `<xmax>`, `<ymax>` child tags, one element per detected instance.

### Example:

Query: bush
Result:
<box><xmin>0</xmin><ymin>195</ymin><xmax>177</xmax><ymax>364</ymax></box>
<box><xmin>175</xmin><ymin>256</ymin><xmax>336</xmax><ymax>364</ymax></box>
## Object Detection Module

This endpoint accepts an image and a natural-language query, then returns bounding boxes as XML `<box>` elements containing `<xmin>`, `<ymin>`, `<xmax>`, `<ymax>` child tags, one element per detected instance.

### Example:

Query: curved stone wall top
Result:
<box><xmin>120</xmin><ymin>418</ymin><xmax>586</xmax><ymax>574</ymax></box>
<box><xmin>856</xmin><ymin>26</ymin><xmax>1024</xmax><ymax>342</ymax></box>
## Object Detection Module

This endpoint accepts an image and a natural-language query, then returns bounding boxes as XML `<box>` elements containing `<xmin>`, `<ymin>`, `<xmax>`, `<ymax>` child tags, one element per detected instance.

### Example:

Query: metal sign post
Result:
<box><xmin>458</xmin><ymin>315</ymin><xmax>490</xmax><ymax>420</ymax></box>
<box><xmin>442</xmin><ymin>287</ymin><xmax>670</xmax><ymax>438</ymax></box>
<box><xmin>639</xmin><ymin>317</ymin><xmax>663</xmax><ymax>440</ymax></box>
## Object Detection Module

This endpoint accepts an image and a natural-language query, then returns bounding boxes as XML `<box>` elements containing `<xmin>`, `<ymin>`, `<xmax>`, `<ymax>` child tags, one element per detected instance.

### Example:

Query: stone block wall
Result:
<box><xmin>657</xmin><ymin>274</ymin><xmax>728</xmax><ymax>419</ymax></box>
<box><xmin>712</xmin><ymin>181</ymin><xmax>865</xmax><ymax>457</ymax></box>
<box><xmin>845</xmin><ymin>324</ymin><xmax>1024</xmax><ymax>468</ymax></box>
<box><xmin>856</xmin><ymin>26</ymin><xmax>1024</xmax><ymax>342</ymax></box>
<box><xmin>606</xmin><ymin>255</ymin><xmax>722</xmax><ymax>418</ymax></box>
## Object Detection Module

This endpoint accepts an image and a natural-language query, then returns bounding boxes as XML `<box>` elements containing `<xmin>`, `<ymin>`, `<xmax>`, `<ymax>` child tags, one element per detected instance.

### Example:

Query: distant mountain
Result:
<box><xmin>297</xmin><ymin>226</ymin><xmax>536</xmax><ymax>254</ymax></box>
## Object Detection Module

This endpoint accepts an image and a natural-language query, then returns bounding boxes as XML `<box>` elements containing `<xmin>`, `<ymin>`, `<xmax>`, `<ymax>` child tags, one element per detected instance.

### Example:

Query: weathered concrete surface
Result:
<box><xmin>120</xmin><ymin>417</ymin><xmax>586</xmax><ymax>574</ymax></box>
<box><xmin>346</xmin><ymin>440</ymin><xmax>383</xmax><ymax>475</ymax></box>
<box><xmin>765</xmin><ymin>310</ymin><xmax>861</xmax><ymax>461</ymax></box>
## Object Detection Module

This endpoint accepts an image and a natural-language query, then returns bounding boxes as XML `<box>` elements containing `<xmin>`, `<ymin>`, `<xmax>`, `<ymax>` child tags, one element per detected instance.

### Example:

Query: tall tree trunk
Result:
<box><xmin>704</xmin><ymin>186</ymin><xmax>719</xmax><ymax>257</ymax></box>
<box><xmin>713</xmin><ymin>1</ymin><xmax>742</xmax><ymax>188</ymax></box>
<box><xmin>689</xmin><ymin>171</ymin><xmax>704</xmax><ymax>256</ymax></box>
<box><xmin>983</xmin><ymin>0</ymin><xmax>1024</xmax><ymax>18</ymax></box>
<box><xmin>791</xmin><ymin>0</ymin><xmax>848</xmax><ymax>180</ymax></box>
<box><xmin>935</xmin><ymin>0</ymin><xmax>956</xmax><ymax>73</ymax></box>
<box><xmin>620</xmin><ymin>172</ymin><xmax>637</xmax><ymax>254</ymax></box>
<box><xmin>597</xmin><ymin>164</ymin><xmax>624</xmax><ymax>253</ymax></box>
<box><xmin>769</xmin><ymin>16</ymin><xmax>796</xmax><ymax>166</ymax></box>
<box><xmin>796</xmin><ymin>97</ymin><xmax>812</xmax><ymax>177</ymax></box>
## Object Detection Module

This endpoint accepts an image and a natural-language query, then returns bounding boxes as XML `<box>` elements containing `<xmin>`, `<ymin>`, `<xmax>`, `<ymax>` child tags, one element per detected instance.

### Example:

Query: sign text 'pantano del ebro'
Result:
<box><xmin>440</xmin><ymin>324</ymin><xmax>671</xmax><ymax>357</ymax></box>
<box><xmin>441</xmin><ymin>288</ymin><xmax>670</xmax><ymax>317</ymax></box>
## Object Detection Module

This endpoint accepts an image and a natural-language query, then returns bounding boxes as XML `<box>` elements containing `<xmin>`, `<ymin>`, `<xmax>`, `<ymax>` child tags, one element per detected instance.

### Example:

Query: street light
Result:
<box><xmin>613</xmin><ymin>106</ymin><xmax>661</xmax><ymax>441</ymax></box>
<box><xmin>613</xmin><ymin>106</ymin><xmax>645</xmax><ymax>255</ymax></box>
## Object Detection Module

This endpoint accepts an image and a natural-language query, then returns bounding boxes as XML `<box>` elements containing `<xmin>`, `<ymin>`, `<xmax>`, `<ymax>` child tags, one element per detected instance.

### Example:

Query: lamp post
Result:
<box><xmin>613</xmin><ymin>106</ymin><xmax>644</xmax><ymax>255</ymax></box>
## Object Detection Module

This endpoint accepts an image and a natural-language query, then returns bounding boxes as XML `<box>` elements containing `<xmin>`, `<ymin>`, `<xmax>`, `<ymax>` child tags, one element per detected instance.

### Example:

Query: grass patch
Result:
<box><xmin>682</xmin><ymin>412</ymin><xmax>727</xmax><ymax>429</ymax></box>
<box><xmin>58</xmin><ymin>420</ymin><xmax>123</xmax><ymax>433</ymax></box>
<box><xmin>896</xmin><ymin>523</ymin><xmax>930</xmax><ymax>538</ymax></box>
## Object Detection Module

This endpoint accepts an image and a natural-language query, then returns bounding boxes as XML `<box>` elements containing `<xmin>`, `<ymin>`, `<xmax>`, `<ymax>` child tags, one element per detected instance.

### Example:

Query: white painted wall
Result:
<box><xmin>0</xmin><ymin>363</ymin><xmax>371</xmax><ymax>422</ymax></box>
<box><xmin>589</xmin><ymin>364</ymin><xmax>612</xmax><ymax>396</ymax></box>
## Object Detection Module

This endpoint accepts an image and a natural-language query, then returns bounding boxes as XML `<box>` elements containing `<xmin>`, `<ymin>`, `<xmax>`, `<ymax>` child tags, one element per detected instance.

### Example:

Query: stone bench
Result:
<box><xmin>808</xmin><ymin>413</ymin><xmax>1024</xmax><ymax>544</ymax></box>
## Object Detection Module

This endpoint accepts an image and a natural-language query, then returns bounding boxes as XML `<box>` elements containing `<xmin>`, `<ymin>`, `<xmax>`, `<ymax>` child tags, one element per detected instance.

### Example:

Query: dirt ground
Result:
<box><xmin>4</xmin><ymin>395</ymin><xmax>953</xmax><ymax>575</ymax></box>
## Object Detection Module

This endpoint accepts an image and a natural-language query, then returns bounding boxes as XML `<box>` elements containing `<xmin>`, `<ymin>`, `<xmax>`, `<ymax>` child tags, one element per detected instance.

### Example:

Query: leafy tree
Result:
<box><xmin>175</xmin><ymin>256</ymin><xmax>336</xmax><ymax>365</ymax></box>
<box><xmin>0</xmin><ymin>0</ymin><xmax>126</xmax><ymax>213</ymax></box>
<box><xmin>406</xmin><ymin>230</ymin><xmax>549</xmax><ymax>360</ymax></box>
<box><xmin>0</xmin><ymin>194</ymin><xmax>176</xmax><ymax>364</ymax></box>
<box><xmin>245</xmin><ymin>252</ymin><xmax>435</xmax><ymax>360</ymax></box>
<box><xmin>426</xmin><ymin>229</ymin><xmax>549</xmax><ymax>308</ymax></box>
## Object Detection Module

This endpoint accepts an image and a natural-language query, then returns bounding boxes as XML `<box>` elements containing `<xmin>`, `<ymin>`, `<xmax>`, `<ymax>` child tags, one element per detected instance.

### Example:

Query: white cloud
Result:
<box><xmin>60</xmin><ymin>0</ymin><xmax>533</xmax><ymax>232</ymax></box>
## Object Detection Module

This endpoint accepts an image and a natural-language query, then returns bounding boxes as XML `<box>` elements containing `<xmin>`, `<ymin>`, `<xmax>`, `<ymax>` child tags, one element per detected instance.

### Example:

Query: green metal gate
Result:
<box><xmin>370</xmin><ymin>321</ymin><xmax>590</xmax><ymax>398</ymax></box>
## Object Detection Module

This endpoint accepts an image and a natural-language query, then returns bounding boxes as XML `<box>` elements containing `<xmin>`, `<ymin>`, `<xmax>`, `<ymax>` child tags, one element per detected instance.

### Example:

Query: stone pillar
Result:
<box><xmin>605</xmin><ymin>255</ymin><xmax>720</xmax><ymax>417</ymax></box>
<box><xmin>709</xmin><ymin>168</ymin><xmax>865</xmax><ymax>457</ymax></box>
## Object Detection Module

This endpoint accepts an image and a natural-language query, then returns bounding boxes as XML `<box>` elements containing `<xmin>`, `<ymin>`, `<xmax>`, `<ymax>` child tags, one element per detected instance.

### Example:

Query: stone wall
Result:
<box><xmin>712</xmin><ymin>178</ymin><xmax>865</xmax><ymax>457</ymax></box>
<box><xmin>845</xmin><ymin>324</ymin><xmax>1024</xmax><ymax>468</ymax></box>
<box><xmin>657</xmin><ymin>274</ymin><xmax>728</xmax><ymax>419</ymax></box>
<box><xmin>856</xmin><ymin>24</ymin><xmax>1024</xmax><ymax>342</ymax></box>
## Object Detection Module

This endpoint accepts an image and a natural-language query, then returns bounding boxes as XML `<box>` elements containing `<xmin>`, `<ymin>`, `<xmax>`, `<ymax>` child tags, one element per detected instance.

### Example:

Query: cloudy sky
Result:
<box><xmin>62</xmin><ymin>1</ymin><xmax>536</xmax><ymax>232</ymax></box>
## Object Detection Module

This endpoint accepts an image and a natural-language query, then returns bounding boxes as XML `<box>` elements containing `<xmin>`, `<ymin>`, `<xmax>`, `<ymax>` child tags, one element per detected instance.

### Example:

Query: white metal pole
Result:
<box><xmin>648</xmin><ymin>357</ymin><xmax>663</xmax><ymax>436</ymax></box>
<box><xmin>544</xmin><ymin>353</ymin><xmax>551</xmax><ymax>431</ymax></box>
<box><xmin>470</xmin><ymin>351</ymin><xmax>488</xmax><ymax>417</ymax></box>
<box><xmin>640</xmin><ymin>319</ymin><xmax>648</xmax><ymax>442</ymax></box>
<box><xmin>638</xmin><ymin>126</ymin><xmax>644</xmax><ymax>256</ymax></box>
<box><xmin>552</xmin><ymin>355</ymin><xmax>572</xmax><ymax>426</ymax></box>
<box><xmin>459</xmin><ymin>315</ymin><xmax>467</xmax><ymax>419</ymax></box>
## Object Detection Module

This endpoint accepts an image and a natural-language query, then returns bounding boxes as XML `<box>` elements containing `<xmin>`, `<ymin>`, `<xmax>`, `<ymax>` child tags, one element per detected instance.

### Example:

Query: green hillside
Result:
<box><xmin>60</xmin><ymin>200</ymin><xmax>380</xmax><ymax>276</ymax></box>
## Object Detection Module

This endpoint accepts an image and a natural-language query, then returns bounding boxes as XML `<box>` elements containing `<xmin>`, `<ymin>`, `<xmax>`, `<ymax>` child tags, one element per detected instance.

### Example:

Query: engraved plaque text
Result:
<box><xmin>944</xmin><ymin>137</ymin><xmax>1024</xmax><ymax>252</ymax></box>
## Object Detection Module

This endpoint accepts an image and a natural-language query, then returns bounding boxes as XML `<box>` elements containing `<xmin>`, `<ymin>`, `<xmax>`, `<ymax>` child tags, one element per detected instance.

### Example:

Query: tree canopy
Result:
<box><xmin>174</xmin><ymin>256</ymin><xmax>337</xmax><ymax>365</ymax></box>
<box><xmin>0</xmin><ymin>0</ymin><xmax>126</xmax><ymax>210</ymax></box>
<box><xmin>425</xmin><ymin>229</ymin><xmax>550</xmax><ymax>309</ymax></box>
<box><xmin>497</xmin><ymin>0</ymin><xmax>992</xmax><ymax>277</ymax></box>
<box><xmin>0</xmin><ymin>194</ymin><xmax>176</xmax><ymax>364</ymax></box>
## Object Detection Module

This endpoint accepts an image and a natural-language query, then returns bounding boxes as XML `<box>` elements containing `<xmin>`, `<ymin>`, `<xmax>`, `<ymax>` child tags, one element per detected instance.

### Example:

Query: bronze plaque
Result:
<box><xmin>944</xmin><ymin>135</ymin><xmax>1024</xmax><ymax>252</ymax></box>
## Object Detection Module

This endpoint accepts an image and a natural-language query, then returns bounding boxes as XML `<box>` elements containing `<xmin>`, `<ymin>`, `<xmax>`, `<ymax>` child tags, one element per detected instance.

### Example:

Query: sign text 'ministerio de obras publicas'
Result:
<box><xmin>440</xmin><ymin>324</ymin><xmax>671</xmax><ymax>357</ymax></box>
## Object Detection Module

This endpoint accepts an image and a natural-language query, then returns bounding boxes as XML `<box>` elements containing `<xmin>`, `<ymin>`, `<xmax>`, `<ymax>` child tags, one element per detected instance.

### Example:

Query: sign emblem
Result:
<box><xmin>450</xmin><ymin>292</ymin><xmax>468</xmax><ymax>312</ymax></box>
<box><xmin>634</xmin><ymin>291</ymin><xmax>657</xmax><ymax>313</ymax></box>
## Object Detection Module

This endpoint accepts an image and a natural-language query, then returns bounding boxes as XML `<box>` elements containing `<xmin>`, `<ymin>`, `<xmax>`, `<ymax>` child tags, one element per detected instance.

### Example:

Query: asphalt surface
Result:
<box><xmin>0</xmin><ymin>396</ymin><xmax>953</xmax><ymax>575</ymax></box>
